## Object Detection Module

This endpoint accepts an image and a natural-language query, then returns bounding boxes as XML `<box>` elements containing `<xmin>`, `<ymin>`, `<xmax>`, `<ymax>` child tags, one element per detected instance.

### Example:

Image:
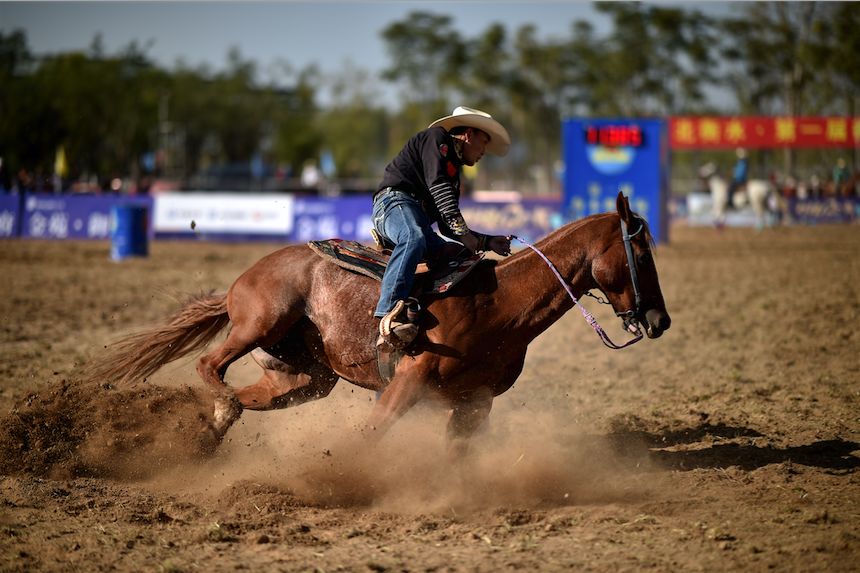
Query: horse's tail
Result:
<box><xmin>83</xmin><ymin>292</ymin><xmax>230</xmax><ymax>385</ymax></box>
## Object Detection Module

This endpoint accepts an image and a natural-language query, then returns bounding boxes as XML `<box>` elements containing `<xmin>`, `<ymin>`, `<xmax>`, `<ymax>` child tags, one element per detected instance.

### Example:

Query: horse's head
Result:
<box><xmin>590</xmin><ymin>192</ymin><xmax>671</xmax><ymax>339</ymax></box>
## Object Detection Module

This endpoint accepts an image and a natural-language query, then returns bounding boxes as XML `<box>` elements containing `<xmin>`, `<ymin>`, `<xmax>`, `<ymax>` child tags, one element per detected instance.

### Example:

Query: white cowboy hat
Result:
<box><xmin>428</xmin><ymin>106</ymin><xmax>511</xmax><ymax>156</ymax></box>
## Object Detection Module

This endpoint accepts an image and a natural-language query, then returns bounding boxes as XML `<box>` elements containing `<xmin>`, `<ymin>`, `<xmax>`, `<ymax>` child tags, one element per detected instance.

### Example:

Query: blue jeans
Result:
<box><xmin>372</xmin><ymin>189</ymin><xmax>448</xmax><ymax>318</ymax></box>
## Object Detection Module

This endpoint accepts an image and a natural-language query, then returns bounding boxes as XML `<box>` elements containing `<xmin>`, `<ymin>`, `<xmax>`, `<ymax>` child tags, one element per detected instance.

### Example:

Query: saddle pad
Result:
<box><xmin>307</xmin><ymin>239</ymin><xmax>483</xmax><ymax>295</ymax></box>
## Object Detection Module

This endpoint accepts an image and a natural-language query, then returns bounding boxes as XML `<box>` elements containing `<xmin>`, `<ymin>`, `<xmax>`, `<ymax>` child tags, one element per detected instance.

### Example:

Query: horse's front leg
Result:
<box><xmin>363</xmin><ymin>362</ymin><xmax>432</xmax><ymax>441</ymax></box>
<box><xmin>446</xmin><ymin>387</ymin><xmax>494</xmax><ymax>459</ymax></box>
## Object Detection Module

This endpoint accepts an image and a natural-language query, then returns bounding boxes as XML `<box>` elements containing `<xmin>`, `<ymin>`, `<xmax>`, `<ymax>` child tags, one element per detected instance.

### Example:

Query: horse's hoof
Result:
<box><xmin>212</xmin><ymin>392</ymin><xmax>243</xmax><ymax>438</ymax></box>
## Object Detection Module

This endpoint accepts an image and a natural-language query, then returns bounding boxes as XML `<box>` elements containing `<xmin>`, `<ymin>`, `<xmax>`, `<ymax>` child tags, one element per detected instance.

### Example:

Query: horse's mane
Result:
<box><xmin>637</xmin><ymin>214</ymin><xmax>656</xmax><ymax>250</ymax></box>
<box><xmin>536</xmin><ymin>210</ymin><xmax>655</xmax><ymax>251</ymax></box>
<box><xmin>497</xmin><ymin>209</ymin><xmax>656</xmax><ymax>273</ymax></box>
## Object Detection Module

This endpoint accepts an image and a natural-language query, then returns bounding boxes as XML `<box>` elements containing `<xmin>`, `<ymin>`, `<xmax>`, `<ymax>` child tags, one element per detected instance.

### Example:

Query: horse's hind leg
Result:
<box><xmin>235</xmin><ymin>348</ymin><xmax>339</xmax><ymax>410</ymax></box>
<box><xmin>196</xmin><ymin>328</ymin><xmax>260</xmax><ymax>435</ymax></box>
<box><xmin>197</xmin><ymin>305</ymin><xmax>300</xmax><ymax>435</ymax></box>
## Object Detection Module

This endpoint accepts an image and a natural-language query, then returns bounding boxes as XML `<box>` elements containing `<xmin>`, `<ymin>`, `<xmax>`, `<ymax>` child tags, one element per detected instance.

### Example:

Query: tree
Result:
<box><xmin>720</xmin><ymin>2</ymin><xmax>825</xmax><ymax>173</ymax></box>
<box><xmin>380</xmin><ymin>11</ymin><xmax>464</xmax><ymax>115</ymax></box>
<box><xmin>589</xmin><ymin>2</ymin><xmax>718</xmax><ymax>116</ymax></box>
<box><xmin>317</xmin><ymin>61</ymin><xmax>388</xmax><ymax>179</ymax></box>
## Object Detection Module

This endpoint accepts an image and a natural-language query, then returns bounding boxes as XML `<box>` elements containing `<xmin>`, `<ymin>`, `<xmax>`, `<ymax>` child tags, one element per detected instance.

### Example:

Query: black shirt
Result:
<box><xmin>377</xmin><ymin>126</ymin><xmax>468</xmax><ymax>235</ymax></box>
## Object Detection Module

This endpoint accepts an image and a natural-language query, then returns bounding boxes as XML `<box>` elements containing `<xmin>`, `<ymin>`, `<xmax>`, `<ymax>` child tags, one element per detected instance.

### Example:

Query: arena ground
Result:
<box><xmin>1</xmin><ymin>223</ymin><xmax>858</xmax><ymax>572</ymax></box>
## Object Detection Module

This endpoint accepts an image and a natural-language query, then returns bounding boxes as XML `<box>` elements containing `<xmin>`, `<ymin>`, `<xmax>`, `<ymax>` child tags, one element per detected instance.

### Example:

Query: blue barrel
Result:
<box><xmin>110</xmin><ymin>204</ymin><xmax>149</xmax><ymax>261</ymax></box>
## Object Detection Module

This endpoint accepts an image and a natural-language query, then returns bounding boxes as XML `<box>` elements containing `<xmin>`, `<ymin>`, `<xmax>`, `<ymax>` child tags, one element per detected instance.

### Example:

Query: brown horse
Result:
<box><xmin>88</xmin><ymin>192</ymin><xmax>670</xmax><ymax>452</ymax></box>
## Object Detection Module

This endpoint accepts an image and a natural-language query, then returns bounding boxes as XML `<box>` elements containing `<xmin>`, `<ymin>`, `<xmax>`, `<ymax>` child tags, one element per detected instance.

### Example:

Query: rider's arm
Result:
<box><xmin>422</xmin><ymin>131</ymin><xmax>469</xmax><ymax>237</ymax></box>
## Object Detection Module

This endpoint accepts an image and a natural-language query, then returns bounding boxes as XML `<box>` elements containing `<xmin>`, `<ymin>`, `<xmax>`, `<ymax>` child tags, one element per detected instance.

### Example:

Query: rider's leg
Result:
<box><xmin>372</xmin><ymin>192</ymin><xmax>431</xmax><ymax>319</ymax></box>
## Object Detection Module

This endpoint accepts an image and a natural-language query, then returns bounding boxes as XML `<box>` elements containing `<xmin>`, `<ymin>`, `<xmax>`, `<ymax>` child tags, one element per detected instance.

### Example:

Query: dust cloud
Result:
<box><xmin>1</xmin><ymin>373</ymin><xmax>659</xmax><ymax>513</ymax></box>
<box><xmin>148</xmin><ymin>383</ymin><xmax>661</xmax><ymax>514</ymax></box>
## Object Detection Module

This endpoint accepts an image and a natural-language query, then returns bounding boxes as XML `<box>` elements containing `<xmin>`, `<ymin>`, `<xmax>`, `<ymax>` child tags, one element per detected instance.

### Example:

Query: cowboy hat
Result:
<box><xmin>428</xmin><ymin>106</ymin><xmax>511</xmax><ymax>156</ymax></box>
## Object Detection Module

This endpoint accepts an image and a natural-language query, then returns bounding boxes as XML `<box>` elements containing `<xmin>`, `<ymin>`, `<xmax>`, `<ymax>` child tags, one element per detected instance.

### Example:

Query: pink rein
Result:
<box><xmin>511</xmin><ymin>236</ymin><xmax>642</xmax><ymax>350</ymax></box>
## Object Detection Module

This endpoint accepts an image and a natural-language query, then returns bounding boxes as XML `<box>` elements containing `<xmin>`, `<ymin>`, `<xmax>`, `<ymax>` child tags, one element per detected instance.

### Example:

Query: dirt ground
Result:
<box><xmin>1</xmin><ymin>223</ymin><xmax>858</xmax><ymax>572</ymax></box>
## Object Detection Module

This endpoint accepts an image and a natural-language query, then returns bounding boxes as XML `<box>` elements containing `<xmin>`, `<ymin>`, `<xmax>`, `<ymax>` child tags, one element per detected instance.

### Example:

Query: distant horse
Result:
<box><xmin>701</xmin><ymin>164</ymin><xmax>775</xmax><ymax>230</ymax></box>
<box><xmin>87</xmin><ymin>193</ymin><xmax>671</xmax><ymax>453</ymax></box>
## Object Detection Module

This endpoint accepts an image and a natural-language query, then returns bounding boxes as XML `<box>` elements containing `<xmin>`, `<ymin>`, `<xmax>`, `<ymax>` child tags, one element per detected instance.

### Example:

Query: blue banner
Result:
<box><xmin>563</xmin><ymin>118</ymin><xmax>669</xmax><ymax>242</ymax></box>
<box><xmin>291</xmin><ymin>196</ymin><xmax>374</xmax><ymax>243</ymax></box>
<box><xmin>460</xmin><ymin>199</ymin><xmax>563</xmax><ymax>244</ymax></box>
<box><xmin>290</xmin><ymin>196</ymin><xmax>564</xmax><ymax>244</ymax></box>
<box><xmin>20</xmin><ymin>194</ymin><xmax>153</xmax><ymax>240</ymax></box>
<box><xmin>0</xmin><ymin>195</ymin><xmax>21</xmax><ymax>238</ymax></box>
<box><xmin>788</xmin><ymin>197</ymin><xmax>859</xmax><ymax>224</ymax></box>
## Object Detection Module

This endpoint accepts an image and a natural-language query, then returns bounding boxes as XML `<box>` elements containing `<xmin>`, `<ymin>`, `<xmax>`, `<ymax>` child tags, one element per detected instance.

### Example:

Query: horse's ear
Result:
<box><xmin>616</xmin><ymin>191</ymin><xmax>632</xmax><ymax>223</ymax></box>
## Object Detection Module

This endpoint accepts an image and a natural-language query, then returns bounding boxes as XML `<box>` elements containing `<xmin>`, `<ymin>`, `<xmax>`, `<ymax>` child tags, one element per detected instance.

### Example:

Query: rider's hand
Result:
<box><xmin>487</xmin><ymin>235</ymin><xmax>512</xmax><ymax>256</ymax></box>
<box><xmin>460</xmin><ymin>232</ymin><xmax>480</xmax><ymax>253</ymax></box>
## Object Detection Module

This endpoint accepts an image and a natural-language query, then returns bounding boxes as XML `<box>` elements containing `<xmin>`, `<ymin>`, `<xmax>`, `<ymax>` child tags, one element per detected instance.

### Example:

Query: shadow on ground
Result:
<box><xmin>608</xmin><ymin>422</ymin><xmax>860</xmax><ymax>473</ymax></box>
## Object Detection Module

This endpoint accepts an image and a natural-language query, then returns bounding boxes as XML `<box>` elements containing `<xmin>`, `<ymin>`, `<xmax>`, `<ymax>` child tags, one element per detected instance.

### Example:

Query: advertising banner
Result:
<box><xmin>291</xmin><ymin>196</ymin><xmax>374</xmax><ymax>243</ymax></box>
<box><xmin>0</xmin><ymin>195</ymin><xmax>21</xmax><ymax>238</ymax></box>
<box><xmin>562</xmin><ymin>118</ymin><xmax>669</xmax><ymax>243</ymax></box>
<box><xmin>788</xmin><ymin>197</ymin><xmax>859</xmax><ymax>224</ymax></box>
<box><xmin>290</xmin><ymin>196</ymin><xmax>564</xmax><ymax>244</ymax></box>
<box><xmin>681</xmin><ymin>193</ymin><xmax>858</xmax><ymax>226</ymax></box>
<box><xmin>20</xmin><ymin>194</ymin><xmax>152</xmax><ymax>240</ymax></box>
<box><xmin>152</xmin><ymin>193</ymin><xmax>294</xmax><ymax>238</ymax></box>
<box><xmin>460</xmin><ymin>199</ymin><xmax>562</xmax><ymax>243</ymax></box>
<box><xmin>670</xmin><ymin>116</ymin><xmax>860</xmax><ymax>149</ymax></box>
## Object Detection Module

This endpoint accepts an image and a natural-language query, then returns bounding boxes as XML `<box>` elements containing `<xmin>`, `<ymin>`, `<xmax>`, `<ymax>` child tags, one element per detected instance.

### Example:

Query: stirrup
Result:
<box><xmin>377</xmin><ymin>299</ymin><xmax>421</xmax><ymax>351</ymax></box>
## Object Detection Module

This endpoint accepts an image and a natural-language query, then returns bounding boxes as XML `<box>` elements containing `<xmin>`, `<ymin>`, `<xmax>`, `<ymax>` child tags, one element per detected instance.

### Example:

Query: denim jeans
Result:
<box><xmin>372</xmin><ymin>189</ymin><xmax>448</xmax><ymax>318</ymax></box>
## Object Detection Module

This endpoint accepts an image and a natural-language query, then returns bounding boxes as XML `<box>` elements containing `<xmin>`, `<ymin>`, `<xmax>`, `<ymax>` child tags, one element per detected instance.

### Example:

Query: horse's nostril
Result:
<box><xmin>645</xmin><ymin>309</ymin><xmax>671</xmax><ymax>333</ymax></box>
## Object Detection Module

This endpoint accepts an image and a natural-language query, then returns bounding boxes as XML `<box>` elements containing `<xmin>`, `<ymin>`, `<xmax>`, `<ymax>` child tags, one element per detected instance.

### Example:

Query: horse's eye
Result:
<box><xmin>637</xmin><ymin>252</ymin><xmax>652</xmax><ymax>266</ymax></box>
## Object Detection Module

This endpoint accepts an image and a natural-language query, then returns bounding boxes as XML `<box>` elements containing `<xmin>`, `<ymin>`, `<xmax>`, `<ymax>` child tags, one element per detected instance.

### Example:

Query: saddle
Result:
<box><xmin>307</xmin><ymin>237</ymin><xmax>483</xmax><ymax>295</ymax></box>
<box><xmin>308</xmin><ymin>236</ymin><xmax>484</xmax><ymax>384</ymax></box>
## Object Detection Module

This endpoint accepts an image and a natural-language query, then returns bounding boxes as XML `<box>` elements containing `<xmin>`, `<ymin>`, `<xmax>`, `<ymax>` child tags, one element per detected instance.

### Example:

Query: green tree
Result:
<box><xmin>809</xmin><ymin>2</ymin><xmax>860</xmax><ymax>116</ymax></box>
<box><xmin>317</xmin><ymin>62</ymin><xmax>388</xmax><ymax>179</ymax></box>
<box><xmin>589</xmin><ymin>2</ymin><xmax>718</xmax><ymax>116</ymax></box>
<box><xmin>380</xmin><ymin>11</ymin><xmax>464</xmax><ymax>115</ymax></box>
<box><xmin>720</xmin><ymin>2</ymin><xmax>824</xmax><ymax>173</ymax></box>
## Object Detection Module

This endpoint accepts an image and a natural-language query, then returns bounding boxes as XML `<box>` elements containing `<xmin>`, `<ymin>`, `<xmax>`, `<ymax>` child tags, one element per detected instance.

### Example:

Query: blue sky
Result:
<box><xmin>1</xmin><ymin>2</ymin><xmax>733</xmax><ymax>79</ymax></box>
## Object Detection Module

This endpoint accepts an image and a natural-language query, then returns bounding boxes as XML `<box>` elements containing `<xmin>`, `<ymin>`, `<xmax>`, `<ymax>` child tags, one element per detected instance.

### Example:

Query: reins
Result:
<box><xmin>511</xmin><ymin>234</ymin><xmax>643</xmax><ymax>350</ymax></box>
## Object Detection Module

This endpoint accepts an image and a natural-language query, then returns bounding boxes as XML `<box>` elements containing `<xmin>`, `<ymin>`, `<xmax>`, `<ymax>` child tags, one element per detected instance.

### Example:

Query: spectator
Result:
<box><xmin>300</xmin><ymin>161</ymin><xmax>322</xmax><ymax>189</ymax></box>
<box><xmin>833</xmin><ymin>158</ymin><xmax>850</xmax><ymax>195</ymax></box>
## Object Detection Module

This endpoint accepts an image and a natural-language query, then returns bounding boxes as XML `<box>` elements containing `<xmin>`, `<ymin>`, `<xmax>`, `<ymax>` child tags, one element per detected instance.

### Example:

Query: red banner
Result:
<box><xmin>669</xmin><ymin>116</ymin><xmax>860</xmax><ymax>149</ymax></box>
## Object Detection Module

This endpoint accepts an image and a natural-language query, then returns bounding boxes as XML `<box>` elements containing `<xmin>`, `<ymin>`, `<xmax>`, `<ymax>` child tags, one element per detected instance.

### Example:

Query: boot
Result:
<box><xmin>377</xmin><ymin>298</ymin><xmax>421</xmax><ymax>352</ymax></box>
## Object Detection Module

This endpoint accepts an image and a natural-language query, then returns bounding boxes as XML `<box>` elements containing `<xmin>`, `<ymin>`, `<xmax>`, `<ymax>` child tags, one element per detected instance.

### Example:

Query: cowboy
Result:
<box><xmin>372</xmin><ymin>106</ymin><xmax>513</xmax><ymax>351</ymax></box>
<box><xmin>729</xmin><ymin>147</ymin><xmax>748</xmax><ymax>200</ymax></box>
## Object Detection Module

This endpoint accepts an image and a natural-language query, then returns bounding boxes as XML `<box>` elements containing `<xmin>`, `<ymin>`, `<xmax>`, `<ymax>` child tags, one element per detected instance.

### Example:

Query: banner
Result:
<box><xmin>290</xmin><ymin>196</ymin><xmax>562</xmax><ymax>244</ymax></box>
<box><xmin>21</xmin><ymin>194</ymin><xmax>152</xmax><ymax>240</ymax></box>
<box><xmin>680</xmin><ymin>193</ymin><xmax>858</xmax><ymax>226</ymax></box>
<box><xmin>670</xmin><ymin>116</ymin><xmax>860</xmax><ymax>149</ymax></box>
<box><xmin>152</xmin><ymin>193</ymin><xmax>294</xmax><ymax>238</ymax></box>
<box><xmin>0</xmin><ymin>195</ymin><xmax>20</xmax><ymax>238</ymax></box>
<box><xmin>291</xmin><ymin>196</ymin><xmax>374</xmax><ymax>243</ymax></box>
<box><xmin>460</xmin><ymin>199</ymin><xmax>561</xmax><ymax>243</ymax></box>
<box><xmin>788</xmin><ymin>197</ymin><xmax>859</xmax><ymax>224</ymax></box>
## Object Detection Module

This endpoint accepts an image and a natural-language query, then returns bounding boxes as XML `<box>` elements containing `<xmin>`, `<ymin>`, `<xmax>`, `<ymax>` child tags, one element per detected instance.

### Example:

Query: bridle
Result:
<box><xmin>512</xmin><ymin>214</ymin><xmax>647</xmax><ymax>350</ymax></box>
<box><xmin>615</xmin><ymin>215</ymin><xmax>645</xmax><ymax>337</ymax></box>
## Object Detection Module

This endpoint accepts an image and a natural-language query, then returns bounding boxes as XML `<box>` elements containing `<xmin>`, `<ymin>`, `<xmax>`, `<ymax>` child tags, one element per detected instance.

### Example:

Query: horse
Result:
<box><xmin>86</xmin><ymin>192</ymin><xmax>671</xmax><ymax>454</ymax></box>
<box><xmin>701</xmin><ymin>164</ymin><xmax>775</xmax><ymax>230</ymax></box>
